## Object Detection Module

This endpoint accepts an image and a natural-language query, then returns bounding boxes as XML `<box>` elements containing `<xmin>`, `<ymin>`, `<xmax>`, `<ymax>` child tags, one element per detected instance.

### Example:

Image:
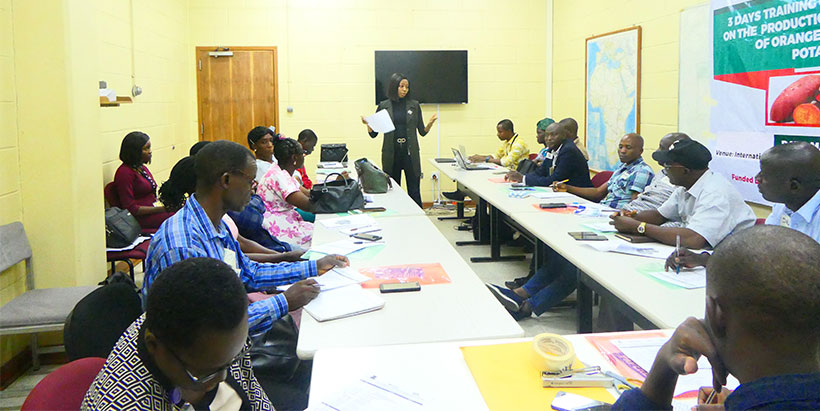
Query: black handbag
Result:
<box><xmin>320</xmin><ymin>143</ymin><xmax>348</xmax><ymax>162</ymax></box>
<box><xmin>517</xmin><ymin>158</ymin><xmax>538</xmax><ymax>175</ymax></box>
<box><xmin>104</xmin><ymin>207</ymin><xmax>141</xmax><ymax>248</ymax></box>
<box><xmin>354</xmin><ymin>157</ymin><xmax>392</xmax><ymax>194</ymax></box>
<box><xmin>309</xmin><ymin>173</ymin><xmax>366</xmax><ymax>213</ymax></box>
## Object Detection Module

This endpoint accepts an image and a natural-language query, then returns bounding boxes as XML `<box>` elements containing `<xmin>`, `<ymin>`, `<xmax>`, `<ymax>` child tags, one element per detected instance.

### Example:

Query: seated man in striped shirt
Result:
<box><xmin>554</xmin><ymin>133</ymin><xmax>655</xmax><ymax>209</ymax></box>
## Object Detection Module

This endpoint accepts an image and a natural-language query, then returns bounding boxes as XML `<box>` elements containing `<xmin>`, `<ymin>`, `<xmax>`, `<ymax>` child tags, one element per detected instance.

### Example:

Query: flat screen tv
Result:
<box><xmin>375</xmin><ymin>50</ymin><xmax>468</xmax><ymax>104</ymax></box>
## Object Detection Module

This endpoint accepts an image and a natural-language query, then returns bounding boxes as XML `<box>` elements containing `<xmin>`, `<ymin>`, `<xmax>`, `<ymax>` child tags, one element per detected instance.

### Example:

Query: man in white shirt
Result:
<box><xmin>611</xmin><ymin>139</ymin><xmax>755</xmax><ymax>249</ymax></box>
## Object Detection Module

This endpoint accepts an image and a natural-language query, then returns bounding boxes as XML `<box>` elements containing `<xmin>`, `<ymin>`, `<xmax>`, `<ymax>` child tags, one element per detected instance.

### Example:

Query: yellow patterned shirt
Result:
<box><xmin>495</xmin><ymin>134</ymin><xmax>530</xmax><ymax>168</ymax></box>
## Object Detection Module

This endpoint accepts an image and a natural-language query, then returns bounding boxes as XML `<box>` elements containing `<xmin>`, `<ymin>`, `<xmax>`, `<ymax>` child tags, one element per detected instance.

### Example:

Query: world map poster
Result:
<box><xmin>585</xmin><ymin>27</ymin><xmax>641</xmax><ymax>171</ymax></box>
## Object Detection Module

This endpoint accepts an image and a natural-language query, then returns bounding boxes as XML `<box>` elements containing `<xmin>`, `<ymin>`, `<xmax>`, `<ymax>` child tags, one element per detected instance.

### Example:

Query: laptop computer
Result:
<box><xmin>452</xmin><ymin>148</ymin><xmax>491</xmax><ymax>170</ymax></box>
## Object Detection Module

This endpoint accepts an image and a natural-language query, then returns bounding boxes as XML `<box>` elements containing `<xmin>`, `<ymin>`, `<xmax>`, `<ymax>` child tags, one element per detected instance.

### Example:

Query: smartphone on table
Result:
<box><xmin>379</xmin><ymin>281</ymin><xmax>421</xmax><ymax>293</ymax></box>
<box><xmin>351</xmin><ymin>233</ymin><xmax>382</xmax><ymax>241</ymax></box>
<box><xmin>568</xmin><ymin>231</ymin><xmax>608</xmax><ymax>241</ymax></box>
<box><xmin>540</xmin><ymin>203</ymin><xmax>567</xmax><ymax>209</ymax></box>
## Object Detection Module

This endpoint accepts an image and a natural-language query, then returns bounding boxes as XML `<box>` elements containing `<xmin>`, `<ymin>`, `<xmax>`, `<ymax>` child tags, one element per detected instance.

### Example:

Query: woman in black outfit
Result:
<box><xmin>361</xmin><ymin>72</ymin><xmax>437</xmax><ymax>207</ymax></box>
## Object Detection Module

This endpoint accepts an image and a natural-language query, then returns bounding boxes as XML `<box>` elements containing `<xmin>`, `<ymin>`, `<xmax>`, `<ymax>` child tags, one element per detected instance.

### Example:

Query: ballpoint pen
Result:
<box><xmin>675</xmin><ymin>234</ymin><xmax>681</xmax><ymax>275</ymax></box>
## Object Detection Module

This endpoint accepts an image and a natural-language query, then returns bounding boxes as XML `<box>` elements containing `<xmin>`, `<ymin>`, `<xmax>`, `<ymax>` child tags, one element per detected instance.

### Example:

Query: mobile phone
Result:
<box><xmin>511</xmin><ymin>182</ymin><xmax>526</xmax><ymax>187</ymax></box>
<box><xmin>551</xmin><ymin>391</ymin><xmax>611</xmax><ymax>411</ymax></box>
<box><xmin>510</xmin><ymin>186</ymin><xmax>532</xmax><ymax>191</ymax></box>
<box><xmin>540</xmin><ymin>203</ymin><xmax>567</xmax><ymax>209</ymax></box>
<box><xmin>362</xmin><ymin>207</ymin><xmax>387</xmax><ymax>212</ymax></box>
<box><xmin>379</xmin><ymin>281</ymin><xmax>421</xmax><ymax>293</ymax></box>
<box><xmin>351</xmin><ymin>233</ymin><xmax>382</xmax><ymax>241</ymax></box>
<box><xmin>568</xmin><ymin>231</ymin><xmax>608</xmax><ymax>241</ymax></box>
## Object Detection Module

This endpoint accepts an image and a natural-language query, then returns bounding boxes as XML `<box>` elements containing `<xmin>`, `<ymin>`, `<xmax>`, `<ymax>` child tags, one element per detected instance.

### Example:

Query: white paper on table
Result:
<box><xmin>338</xmin><ymin>225</ymin><xmax>382</xmax><ymax>235</ymax></box>
<box><xmin>530</xmin><ymin>191</ymin><xmax>577</xmax><ymax>200</ymax></box>
<box><xmin>364</xmin><ymin>110</ymin><xmax>396</xmax><ymax>133</ymax></box>
<box><xmin>582</xmin><ymin>240</ymin><xmax>673</xmax><ymax>260</ymax></box>
<box><xmin>315</xmin><ymin>267</ymin><xmax>371</xmax><ymax>291</ymax></box>
<box><xmin>581</xmin><ymin>220</ymin><xmax>618</xmax><ymax>233</ymax></box>
<box><xmin>647</xmin><ymin>267</ymin><xmax>706</xmax><ymax>289</ymax></box>
<box><xmin>612</xmin><ymin>337</ymin><xmax>739</xmax><ymax>398</ymax></box>
<box><xmin>317</xmin><ymin>162</ymin><xmax>346</xmax><ymax>169</ymax></box>
<box><xmin>303</xmin><ymin>284</ymin><xmax>385</xmax><ymax>322</ymax></box>
<box><xmin>307</xmin><ymin>375</ymin><xmax>423</xmax><ymax>411</ymax></box>
<box><xmin>310</xmin><ymin>239</ymin><xmax>384</xmax><ymax>256</ymax></box>
<box><xmin>320</xmin><ymin>214</ymin><xmax>376</xmax><ymax>229</ymax></box>
<box><xmin>573</xmin><ymin>203</ymin><xmax>620</xmax><ymax>217</ymax></box>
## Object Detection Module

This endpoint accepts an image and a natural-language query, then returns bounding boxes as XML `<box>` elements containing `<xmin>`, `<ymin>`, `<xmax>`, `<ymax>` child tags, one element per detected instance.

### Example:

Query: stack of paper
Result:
<box><xmin>647</xmin><ymin>267</ymin><xmax>706</xmax><ymax>289</ymax></box>
<box><xmin>582</xmin><ymin>240</ymin><xmax>674</xmax><ymax>260</ymax></box>
<box><xmin>303</xmin><ymin>284</ymin><xmax>385</xmax><ymax>322</ymax></box>
<box><xmin>320</xmin><ymin>214</ymin><xmax>377</xmax><ymax>230</ymax></box>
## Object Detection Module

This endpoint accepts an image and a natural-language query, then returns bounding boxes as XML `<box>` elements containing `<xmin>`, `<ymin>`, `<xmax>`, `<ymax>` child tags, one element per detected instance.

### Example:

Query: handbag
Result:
<box><xmin>309</xmin><ymin>173</ymin><xmax>365</xmax><ymax>213</ymax></box>
<box><xmin>320</xmin><ymin>143</ymin><xmax>348</xmax><ymax>162</ymax></box>
<box><xmin>354</xmin><ymin>157</ymin><xmax>392</xmax><ymax>194</ymax></box>
<box><xmin>517</xmin><ymin>158</ymin><xmax>538</xmax><ymax>175</ymax></box>
<box><xmin>104</xmin><ymin>207</ymin><xmax>141</xmax><ymax>248</ymax></box>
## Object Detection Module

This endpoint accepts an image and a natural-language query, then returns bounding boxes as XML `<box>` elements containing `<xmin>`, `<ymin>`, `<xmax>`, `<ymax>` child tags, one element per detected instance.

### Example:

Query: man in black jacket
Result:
<box><xmin>504</xmin><ymin>122</ymin><xmax>592</xmax><ymax>188</ymax></box>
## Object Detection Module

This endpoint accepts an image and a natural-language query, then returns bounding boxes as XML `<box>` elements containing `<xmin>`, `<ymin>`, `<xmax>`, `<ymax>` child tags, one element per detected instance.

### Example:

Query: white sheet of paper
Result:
<box><xmin>647</xmin><ymin>267</ymin><xmax>706</xmax><ymax>289</ymax></box>
<box><xmin>582</xmin><ymin>240</ymin><xmax>673</xmax><ymax>260</ymax></box>
<box><xmin>612</xmin><ymin>337</ymin><xmax>739</xmax><ymax>398</ymax></box>
<box><xmin>530</xmin><ymin>191</ymin><xmax>576</xmax><ymax>200</ymax></box>
<box><xmin>307</xmin><ymin>375</ymin><xmax>422</xmax><ymax>411</ymax></box>
<box><xmin>310</xmin><ymin>239</ymin><xmax>383</xmax><ymax>256</ymax></box>
<box><xmin>339</xmin><ymin>225</ymin><xmax>382</xmax><ymax>235</ymax></box>
<box><xmin>581</xmin><ymin>220</ymin><xmax>618</xmax><ymax>233</ymax></box>
<box><xmin>364</xmin><ymin>109</ymin><xmax>396</xmax><ymax>133</ymax></box>
<box><xmin>320</xmin><ymin>214</ymin><xmax>377</xmax><ymax>230</ymax></box>
<box><xmin>303</xmin><ymin>284</ymin><xmax>385</xmax><ymax>322</ymax></box>
<box><xmin>315</xmin><ymin>267</ymin><xmax>371</xmax><ymax>291</ymax></box>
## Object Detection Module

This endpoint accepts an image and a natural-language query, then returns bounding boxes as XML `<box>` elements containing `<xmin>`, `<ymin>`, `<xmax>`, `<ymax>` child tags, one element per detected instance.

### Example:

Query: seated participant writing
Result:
<box><xmin>613</xmin><ymin>226</ymin><xmax>820</xmax><ymax>410</ymax></box>
<box><xmin>258</xmin><ymin>137</ymin><xmax>316</xmax><ymax>248</ymax></box>
<box><xmin>610</xmin><ymin>139</ymin><xmax>755</xmax><ymax>249</ymax></box>
<box><xmin>468</xmin><ymin>119</ymin><xmax>530</xmax><ymax>167</ymax></box>
<box><xmin>158</xmin><ymin>155</ymin><xmax>303</xmax><ymax>263</ymax></box>
<box><xmin>557</xmin><ymin>117</ymin><xmax>589</xmax><ymax>161</ymax></box>
<box><xmin>113</xmin><ymin>131</ymin><xmax>174</xmax><ymax>230</ymax></box>
<box><xmin>505</xmin><ymin>121</ymin><xmax>592</xmax><ymax>187</ymax></box>
<box><xmin>294</xmin><ymin>129</ymin><xmax>318</xmax><ymax>189</ymax></box>
<box><xmin>668</xmin><ymin>141</ymin><xmax>820</xmax><ymax>269</ymax></box>
<box><xmin>622</xmin><ymin>133</ymin><xmax>691</xmax><ymax>220</ymax></box>
<box><xmin>144</xmin><ymin>140</ymin><xmax>348</xmax><ymax>337</ymax></box>
<box><xmin>554</xmin><ymin>133</ymin><xmax>654</xmax><ymax>209</ymax></box>
<box><xmin>83</xmin><ymin>257</ymin><xmax>272</xmax><ymax>409</ymax></box>
<box><xmin>247</xmin><ymin>126</ymin><xmax>277</xmax><ymax>183</ymax></box>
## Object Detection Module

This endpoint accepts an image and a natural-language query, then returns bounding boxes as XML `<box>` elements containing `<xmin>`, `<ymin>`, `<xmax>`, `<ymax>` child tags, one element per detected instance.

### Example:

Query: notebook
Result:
<box><xmin>303</xmin><ymin>285</ymin><xmax>385</xmax><ymax>322</ymax></box>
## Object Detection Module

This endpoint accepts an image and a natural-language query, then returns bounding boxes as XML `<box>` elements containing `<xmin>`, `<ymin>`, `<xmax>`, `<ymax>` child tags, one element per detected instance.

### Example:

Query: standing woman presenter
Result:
<box><xmin>361</xmin><ymin>73</ymin><xmax>437</xmax><ymax>207</ymax></box>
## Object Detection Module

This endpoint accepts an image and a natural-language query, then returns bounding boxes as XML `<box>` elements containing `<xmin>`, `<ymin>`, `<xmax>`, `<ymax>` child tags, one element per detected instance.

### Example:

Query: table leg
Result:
<box><xmin>455</xmin><ymin>197</ymin><xmax>489</xmax><ymax>247</ymax></box>
<box><xmin>577</xmin><ymin>269</ymin><xmax>594</xmax><ymax>333</ymax></box>
<box><xmin>470</xmin><ymin>204</ymin><xmax>527</xmax><ymax>263</ymax></box>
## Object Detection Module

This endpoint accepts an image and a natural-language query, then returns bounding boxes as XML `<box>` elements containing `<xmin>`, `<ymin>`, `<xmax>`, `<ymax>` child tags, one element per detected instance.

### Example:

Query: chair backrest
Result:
<box><xmin>103</xmin><ymin>182</ymin><xmax>120</xmax><ymax>208</ymax></box>
<box><xmin>0</xmin><ymin>222</ymin><xmax>34</xmax><ymax>290</ymax></box>
<box><xmin>21</xmin><ymin>357</ymin><xmax>106</xmax><ymax>410</ymax></box>
<box><xmin>755</xmin><ymin>218</ymin><xmax>766</xmax><ymax>225</ymax></box>
<box><xmin>591</xmin><ymin>171</ymin><xmax>613</xmax><ymax>188</ymax></box>
<box><xmin>528</xmin><ymin>153</ymin><xmax>537</xmax><ymax>161</ymax></box>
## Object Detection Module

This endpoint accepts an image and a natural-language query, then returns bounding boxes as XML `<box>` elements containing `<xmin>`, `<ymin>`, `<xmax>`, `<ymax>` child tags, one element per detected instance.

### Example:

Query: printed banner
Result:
<box><xmin>709</xmin><ymin>0</ymin><xmax>820</xmax><ymax>204</ymax></box>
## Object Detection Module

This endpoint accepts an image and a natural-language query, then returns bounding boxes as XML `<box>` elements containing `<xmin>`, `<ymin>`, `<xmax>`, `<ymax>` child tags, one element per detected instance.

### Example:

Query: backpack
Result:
<box><xmin>104</xmin><ymin>207</ymin><xmax>141</xmax><ymax>248</ymax></box>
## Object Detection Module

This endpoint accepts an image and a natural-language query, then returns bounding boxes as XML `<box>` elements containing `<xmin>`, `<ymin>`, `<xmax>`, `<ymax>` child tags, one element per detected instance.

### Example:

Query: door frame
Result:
<box><xmin>195</xmin><ymin>46</ymin><xmax>280</xmax><ymax>142</ymax></box>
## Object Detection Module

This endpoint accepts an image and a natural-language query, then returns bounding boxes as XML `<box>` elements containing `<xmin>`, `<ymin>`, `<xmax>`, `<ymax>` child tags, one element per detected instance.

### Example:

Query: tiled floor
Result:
<box><xmin>0</xmin><ymin>207</ymin><xmax>590</xmax><ymax>408</ymax></box>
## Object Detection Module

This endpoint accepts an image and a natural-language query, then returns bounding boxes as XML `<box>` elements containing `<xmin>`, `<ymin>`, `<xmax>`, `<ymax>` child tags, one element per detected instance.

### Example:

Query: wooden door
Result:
<box><xmin>196</xmin><ymin>47</ymin><xmax>279</xmax><ymax>146</ymax></box>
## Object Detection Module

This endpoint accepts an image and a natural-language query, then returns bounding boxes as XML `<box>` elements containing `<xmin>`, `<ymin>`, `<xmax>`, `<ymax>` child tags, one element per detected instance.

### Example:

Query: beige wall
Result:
<box><xmin>187</xmin><ymin>0</ymin><xmax>550</xmax><ymax>199</ymax></box>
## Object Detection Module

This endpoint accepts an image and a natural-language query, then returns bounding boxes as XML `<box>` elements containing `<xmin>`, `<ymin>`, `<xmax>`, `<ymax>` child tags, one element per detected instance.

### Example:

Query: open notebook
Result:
<box><xmin>303</xmin><ymin>284</ymin><xmax>385</xmax><ymax>322</ymax></box>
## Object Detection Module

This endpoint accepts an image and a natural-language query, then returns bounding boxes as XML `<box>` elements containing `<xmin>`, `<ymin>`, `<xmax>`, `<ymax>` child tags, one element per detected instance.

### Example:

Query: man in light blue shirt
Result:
<box><xmin>760</xmin><ymin>142</ymin><xmax>820</xmax><ymax>243</ymax></box>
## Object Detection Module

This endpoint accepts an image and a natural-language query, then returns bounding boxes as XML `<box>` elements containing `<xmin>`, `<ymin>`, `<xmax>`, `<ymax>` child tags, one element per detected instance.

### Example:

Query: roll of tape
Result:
<box><xmin>531</xmin><ymin>333</ymin><xmax>575</xmax><ymax>373</ymax></box>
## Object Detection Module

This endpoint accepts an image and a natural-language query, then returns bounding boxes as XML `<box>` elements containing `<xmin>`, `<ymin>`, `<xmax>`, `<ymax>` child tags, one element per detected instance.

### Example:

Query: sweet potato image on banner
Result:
<box><xmin>792</xmin><ymin>102</ymin><xmax>820</xmax><ymax>125</ymax></box>
<box><xmin>770</xmin><ymin>75</ymin><xmax>820</xmax><ymax>123</ymax></box>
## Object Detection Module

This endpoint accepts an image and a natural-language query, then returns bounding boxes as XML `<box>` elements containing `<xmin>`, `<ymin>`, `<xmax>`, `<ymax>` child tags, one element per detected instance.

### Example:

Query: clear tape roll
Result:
<box><xmin>531</xmin><ymin>333</ymin><xmax>576</xmax><ymax>372</ymax></box>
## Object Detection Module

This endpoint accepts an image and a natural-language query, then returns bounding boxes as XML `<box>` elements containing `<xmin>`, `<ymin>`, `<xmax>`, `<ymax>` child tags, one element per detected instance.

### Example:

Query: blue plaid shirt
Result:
<box><xmin>227</xmin><ymin>194</ymin><xmax>292</xmax><ymax>252</ymax></box>
<box><xmin>143</xmin><ymin>194</ymin><xmax>317</xmax><ymax>335</ymax></box>
<box><xmin>602</xmin><ymin>157</ymin><xmax>655</xmax><ymax>209</ymax></box>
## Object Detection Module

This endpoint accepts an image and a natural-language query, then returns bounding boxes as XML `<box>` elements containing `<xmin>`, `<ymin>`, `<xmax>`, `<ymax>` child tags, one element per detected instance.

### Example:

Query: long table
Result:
<box><xmin>429</xmin><ymin>158</ymin><xmax>705</xmax><ymax>332</ymax></box>
<box><xmin>297</xmin><ymin>177</ymin><xmax>524</xmax><ymax>359</ymax></box>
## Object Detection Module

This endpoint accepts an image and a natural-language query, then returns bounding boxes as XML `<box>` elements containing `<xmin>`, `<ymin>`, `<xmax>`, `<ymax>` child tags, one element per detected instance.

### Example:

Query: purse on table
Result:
<box><xmin>354</xmin><ymin>157</ymin><xmax>392</xmax><ymax>194</ymax></box>
<box><xmin>309</xmin><ymin>173</ymin><xmax>365</xmax><ymax>213</ymax></box>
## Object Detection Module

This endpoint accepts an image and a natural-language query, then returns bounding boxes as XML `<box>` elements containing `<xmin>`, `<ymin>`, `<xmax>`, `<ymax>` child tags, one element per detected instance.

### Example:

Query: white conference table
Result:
<box><xmin>308</xmin><ymin>333</ymin><xmax>639</xmax><ymax>410</ymax></box>
<box><xmin>429</xmin><ymin>158</ymin><xmax>705</xmax><ymax>331</ymax></box>
<box><xmin>298</xmin><ymin>200</ymin><xmax>524</xmax><ymax>359</ymax></box>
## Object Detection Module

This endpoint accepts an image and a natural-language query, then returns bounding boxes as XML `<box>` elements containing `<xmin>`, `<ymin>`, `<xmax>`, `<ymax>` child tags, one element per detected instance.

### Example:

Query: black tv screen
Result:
<box><xmin>375</xmin><ymin>50</ymin><xmax>468</xmax><ymax>104</ymax></box>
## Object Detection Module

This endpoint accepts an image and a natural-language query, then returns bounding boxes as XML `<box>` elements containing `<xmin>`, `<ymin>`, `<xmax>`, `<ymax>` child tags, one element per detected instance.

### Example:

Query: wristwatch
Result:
<box><xmin>637</xmin><ymin>222</ymin><xmax>647</xmax><ymax>234</ymax></box>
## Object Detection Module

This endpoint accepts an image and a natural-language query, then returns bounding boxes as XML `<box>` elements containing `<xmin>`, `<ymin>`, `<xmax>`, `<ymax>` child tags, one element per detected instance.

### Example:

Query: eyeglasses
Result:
<box><xmin>166</xmin><ymin>338</ymin><xmax>251</xmax><ymax>388</ymax></box>
<box><xmin>231</xmin><ymin>170</ymin><xmax>258</xmax><ymax>191</ymax></box>
<box><xmin>662</xmin><ymin>164</ymin><xmax>687</xmax><ymax>171</ymax></box>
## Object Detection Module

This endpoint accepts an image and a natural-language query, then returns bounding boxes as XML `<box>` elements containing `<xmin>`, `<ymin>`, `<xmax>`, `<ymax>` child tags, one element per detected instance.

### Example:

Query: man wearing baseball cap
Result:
<box><xmin>610</xmin><ymin>138</ymin><xmax>755</xmax><ymax>249</ymax></box>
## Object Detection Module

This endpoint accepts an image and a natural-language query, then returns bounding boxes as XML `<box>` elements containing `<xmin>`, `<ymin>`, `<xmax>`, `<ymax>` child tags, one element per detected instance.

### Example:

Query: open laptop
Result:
<box><xmin>452</xmin><ymin>148</ymin><xmax>492</xmax><ymax>170</ymax></box>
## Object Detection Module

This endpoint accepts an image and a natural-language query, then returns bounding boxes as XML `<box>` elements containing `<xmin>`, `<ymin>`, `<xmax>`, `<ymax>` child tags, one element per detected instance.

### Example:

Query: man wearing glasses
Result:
<box><xmin>84</xmin><ymin>258</ymin><xmax>272</xmax><ymax>410</ymax></box>
<box><xmin>609</xmin><ymin>139</ymin><xmax>755</xmax><ymax>249</ymax></box>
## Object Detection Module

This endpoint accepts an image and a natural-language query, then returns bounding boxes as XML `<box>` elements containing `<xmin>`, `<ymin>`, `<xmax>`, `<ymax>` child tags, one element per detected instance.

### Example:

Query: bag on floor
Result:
<box><xmin>354</xmin><ymin>157</ymin><xmax>392</xmax><ymax>194</ymax></box>
<box><xmin>309</xmin><ymin>173</ymin><xmax>365</xmax><ymax>213</ymax></box>
<box><xmin>104</xmin><ymin>207</ymin><xmax>141</xmax><ymax>248</ymax></box>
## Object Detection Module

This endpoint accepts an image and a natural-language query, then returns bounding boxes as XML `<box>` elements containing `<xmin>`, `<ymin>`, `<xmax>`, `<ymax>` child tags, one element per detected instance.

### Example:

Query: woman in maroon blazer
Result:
<box><xmin>112</xmin><ymin>131</ymin><xmax>173</xmax><ymax>230</ymax></box>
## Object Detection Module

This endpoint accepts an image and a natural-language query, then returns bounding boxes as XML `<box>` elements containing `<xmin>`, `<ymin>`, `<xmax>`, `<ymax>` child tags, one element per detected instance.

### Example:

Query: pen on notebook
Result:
<box><xmin>675</xmin><ymin>234</ymin><xmax>681</xmax><ymax>275</ymax></box>
<box><xmin>557</xmin><ymin>179</ymin><xmax>569</xmax><ymax>184</ymax></box>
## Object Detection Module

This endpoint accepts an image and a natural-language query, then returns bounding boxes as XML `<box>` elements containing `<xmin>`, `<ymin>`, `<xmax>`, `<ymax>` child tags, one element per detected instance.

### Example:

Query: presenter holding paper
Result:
<box><xmin>361</xmin><ymin>73</ymin><xmax>437</xmax><ymax>207</ymax></box>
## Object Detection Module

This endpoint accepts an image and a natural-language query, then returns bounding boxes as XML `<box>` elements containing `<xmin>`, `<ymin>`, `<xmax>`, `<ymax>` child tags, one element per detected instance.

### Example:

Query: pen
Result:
<box><xmin>675</xmin><ymin>234</ymin><xmax>681</xmax><ymax>275</ymax></box>
<box><xmin>557</xmin><ymin>179</ymin><xmax>569</xmax><ymax>184</ymax></box>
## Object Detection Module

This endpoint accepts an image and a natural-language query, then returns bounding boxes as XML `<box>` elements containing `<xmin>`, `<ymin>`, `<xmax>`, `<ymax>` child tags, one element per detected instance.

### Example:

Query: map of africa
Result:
<box><xmin>586</xmin><ymin>28</ymin><xmax>640</xmax><ymax>171</ymax></box>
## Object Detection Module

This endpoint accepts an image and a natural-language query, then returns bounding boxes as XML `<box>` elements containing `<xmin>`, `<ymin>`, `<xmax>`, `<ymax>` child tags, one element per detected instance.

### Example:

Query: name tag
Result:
<box><xmin>222</xmin><ymin>247</ymin><xmax>241</xmax><ymax>274</ymax></box>
<box><xmin>780</xmin><ymin>213</ymin><xmax>791</xmax><ymax>228</ymax></box>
